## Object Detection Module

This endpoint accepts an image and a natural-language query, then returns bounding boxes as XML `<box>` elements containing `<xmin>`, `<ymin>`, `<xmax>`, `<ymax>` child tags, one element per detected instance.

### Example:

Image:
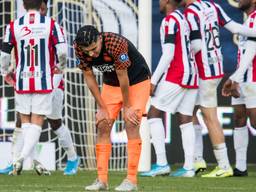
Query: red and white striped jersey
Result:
<box><xmin>185</xmin><ymin>0</ymin><xmax>231</xmax><ymax>80</ymax></box>
<box><xmin>161</xmin><ymin>9</ymin><xmax>198</xmax><ymax>88</ymax></box>
<box><xmin>237</xmin><ymin>10</ymin><xmax>256</xmax><ymax>82</ymax></box>
<box><xmin>3</xmin><ymin>10</ymin><xmax>65</xmax><ymax>94</ymax></box>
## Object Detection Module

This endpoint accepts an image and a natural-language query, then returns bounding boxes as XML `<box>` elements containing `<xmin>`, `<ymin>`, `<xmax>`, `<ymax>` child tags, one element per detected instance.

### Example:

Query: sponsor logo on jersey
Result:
<box><xmin>21</xmin><ymin>26</ymin><xmax>32</xmax><ymax>37</ymax></box>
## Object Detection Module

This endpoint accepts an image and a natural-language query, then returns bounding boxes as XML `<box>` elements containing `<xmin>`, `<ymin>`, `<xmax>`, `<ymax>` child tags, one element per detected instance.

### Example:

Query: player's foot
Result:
<box><xmin>170</xmin><ymin>167</ymin><xmax>195</xmax><ymax>177</ymax></box>
<box><xmin>140</xmin><ymin>164</ymin><xmax>170</xmax><ymax>177</ymax></box>
<box><xmin>115</xmin><ymin>179</ymin><xmax>138</xmax><ymax>191</ymax></box>
<box><xmin>201</xmin><ymin>166</ymin><xmax>233</xmax><ymax>178</ymax></box>
<box><xmin>33</xmin><ymin>160</ymin><xmax>51</xmax><ymax>176</ymax></box>
<box><xmin>9</xmin><ymin>158</ymin><xmax>23</xmax><ymax>176</ymax></box>
<box><xmin>85</xmin><ymin>179</ymin><xmax>109</xmax><ymax>191</ymax></box>
<box><xmin>0</xmin><ymin>164</ymin><xmax>13</xmax><ymax>175</ymax></box>
<box><xmin>194</xmin><ymin>159</ymin><xmax>207</xmax><ymax>174</ymax></box>
<box><xmin>233</xmin><ymin>168</ymin><xmax>248</xmax><ymax>177</ymax></box>
<box><xmin>64</xmin><ymin>156</ymin><xmax>80</xmax><ymax>175</ymax></box>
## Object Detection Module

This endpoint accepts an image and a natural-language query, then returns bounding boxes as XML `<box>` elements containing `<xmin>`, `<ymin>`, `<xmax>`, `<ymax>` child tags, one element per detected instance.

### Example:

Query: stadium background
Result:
<box><xmin>0</xmin><ymin>0</ymin><xmax>255</xmax><ymax>170</ymax></box>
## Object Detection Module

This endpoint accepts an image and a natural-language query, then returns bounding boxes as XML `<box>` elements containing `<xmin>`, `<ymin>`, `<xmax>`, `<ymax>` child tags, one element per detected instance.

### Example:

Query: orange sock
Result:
<box><xmin>127</xmin><ymin>139</ymin><xmax>142</xmax><ymax>184</ymax></box>
<box><xmin>96</xmin><ymin>143</ymin><xmax>111</xmax><ymax>183</ymax></box>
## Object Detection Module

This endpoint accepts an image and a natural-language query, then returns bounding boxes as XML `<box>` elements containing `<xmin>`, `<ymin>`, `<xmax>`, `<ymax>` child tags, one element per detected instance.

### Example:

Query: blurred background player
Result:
<box><xmin>0</xmin><ymin>0</ymin><xmax>67</xmax><ymax>175</ymax></box>
<box><xmin>140</xmin><ymin>0</ymin><xmax>198</xmax><ymax>177</ymax></box>
<box><xmin>184</xmin><ymin>0</ymin><xmax>256</xmax><ymax>177</ymax></box>
<box><xmin>74</xmin><ymin>25</ymin><xmax>150</xmax><ymax>191</ymax></box>
<box><xmin>222</xmin><ymin>0</ymin><xmax>256</xmax><ymax>177</ymax></box>
<box><xmin>0</xmin><ymin>0</ymin><xmax>79</xmax><ymax>176</ymax></box>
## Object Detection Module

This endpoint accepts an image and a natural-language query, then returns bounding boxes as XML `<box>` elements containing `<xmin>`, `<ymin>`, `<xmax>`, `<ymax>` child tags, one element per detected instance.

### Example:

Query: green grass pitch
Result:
<box><xmin>0</xmin><ymin>165</ymin><xmax>255</xmax><ymax>192</ymax></box>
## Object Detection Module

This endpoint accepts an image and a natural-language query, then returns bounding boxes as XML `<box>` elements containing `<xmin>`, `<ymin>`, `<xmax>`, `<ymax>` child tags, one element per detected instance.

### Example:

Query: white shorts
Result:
<box><xmin>46</xmin><ymin>88</ymin><xmax>64</xmax><ymax>119</ymax></box>
<box><xmin>231</xmin><ymin>82</ymin><xmax>256</xmax><ymax>108</ymax></box>
<box><xmin>151</xmin><ymin>81</ymin><xmax>198</xmax><ymax>116</ymax></box>
<box><xmin>15</xmin><ymin>92</ymin><xmax>53</xmax><ymax>115</ymax></box>
<box><xmin>196</xmin><ymin>78</ymin><xmax>221</xmax><ymax>108</ymax></box>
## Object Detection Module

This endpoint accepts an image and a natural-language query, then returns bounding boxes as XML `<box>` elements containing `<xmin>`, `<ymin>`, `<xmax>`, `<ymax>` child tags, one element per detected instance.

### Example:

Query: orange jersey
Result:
<box><xmin>74</xmin><ymin>32</ymin><xmax>151</xmax><ymax>86</ymax></box>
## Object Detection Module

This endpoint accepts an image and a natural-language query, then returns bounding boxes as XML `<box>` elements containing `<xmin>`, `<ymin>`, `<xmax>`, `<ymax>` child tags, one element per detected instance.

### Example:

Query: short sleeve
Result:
<box><xmin>164</xmin><ymin>17</ymin><xmax>178</xmax><ymax>44</ymax></box>
<box><xmin>51</xmin><ymin>20</ymin><xmax>66</xmax><ymax>45</ymax></box>
<box><xmin>185</xmin><ymin>11</ymin><xmax>201</xmax><ymax>40</ymax></box>
<box><xmin>2</xmin><ymin>23</ymin><xmax>14</xmax><ymax>54</ymax></box>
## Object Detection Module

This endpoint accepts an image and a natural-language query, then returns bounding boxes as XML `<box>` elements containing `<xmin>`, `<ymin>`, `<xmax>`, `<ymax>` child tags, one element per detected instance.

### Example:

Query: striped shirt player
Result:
<box><xmin>0</xmin><ymin>0</ymin><xmax>67</xmax><ymax>176</ymax></box>
<box><xmin>231</xmin><ymin>10</ymin><xmax>256</xmax><ymax>108</ymax></box>
<box><xmin>0</xmin><ymin>10</ymin><xmax>67</xmax><ymax>115</ymax></box>
<box><xmin>185</xmin><ymin>0</ymin><xmax>256</xmax><ymax>107</ymax></box>
<box><xmin>148</xmin><ymin>7</ymin><xmax>198</xmax><ymax>177</ymax></box>
<box><xmin>151</xmin><ymin>8</ymin><xmax>198</xmax><ymax>116</ymax></box>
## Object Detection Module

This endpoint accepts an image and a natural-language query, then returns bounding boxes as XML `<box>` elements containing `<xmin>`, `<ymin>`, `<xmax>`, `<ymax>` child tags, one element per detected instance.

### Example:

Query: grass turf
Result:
<box><xmin>0</xmin><ymin>165</ymin><xmax>255</xmax><ymax>192</ymax></box>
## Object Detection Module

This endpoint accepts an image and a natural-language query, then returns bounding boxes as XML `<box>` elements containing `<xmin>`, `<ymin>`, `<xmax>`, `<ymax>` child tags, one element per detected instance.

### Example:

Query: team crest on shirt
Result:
<box><xmin>119</xmin><ymin>54</ymin><xmax>128</xmax><ymax>62</ymax></box>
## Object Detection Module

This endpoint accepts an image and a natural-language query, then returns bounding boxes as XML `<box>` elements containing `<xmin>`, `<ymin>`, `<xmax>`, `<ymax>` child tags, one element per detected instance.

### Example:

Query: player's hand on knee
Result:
<box><xmin>222</xmin><ymin>79</ymin><xmax>232</xmax><ymax>97</ymax></box>
<box><xmin>96</xmin><ymin>108</ymin><xmax>110</xmax><ymax>127</ymax></box>
<box><xmin>124</xmin><ymin>107</ymin><xmax>140</xmax><ymax>126</ymax></box>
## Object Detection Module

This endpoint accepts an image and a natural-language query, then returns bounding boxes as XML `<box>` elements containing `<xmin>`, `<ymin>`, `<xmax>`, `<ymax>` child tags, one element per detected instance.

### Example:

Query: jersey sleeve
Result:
<box><xmin>51</xmin><ymin>20</ymin><xmax>66</xmax><ymax>45</ymax></box>
<box><xmin>164</xmin><ymin>17</ymin><xmax>178</xmax><ymax>44</ymax></box>
<box><xmin>2</xmin><ymin>23</ymin><xmax>14</xmax><ymax>54</ymax></box>
<box><xmin>185</xmin><ymin>11</ymin><xmax>201</xmax><ymax>40</ymax></box>
<box><xmin>214</xmin><ymin>3</ymin><xmax>232</xmax><ymax>27</ymax></box>
<box><xmin>247</xmin><ymin>13</ymin><xmax>256</xmax><ymax>41</ymax></box>
<box><xmin>108</xmin><ymin>38</ymin><xmax>131</xmax><ymax>70</ymax></box>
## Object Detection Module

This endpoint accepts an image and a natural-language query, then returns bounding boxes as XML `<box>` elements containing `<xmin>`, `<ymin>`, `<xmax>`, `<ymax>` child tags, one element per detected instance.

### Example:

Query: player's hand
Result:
<box><xmin>150</xmin><ymin>83</ymin><xmax>156</xmax><ymax>96</ymax></box>
<box><xmin>222</xmin><ymin>79</ymin><xmax>232</xmax><ymax>97</ymax></box>
<box><xmin>96</xmin><ymin>108</ymin><xmax>111</xmax><ymax>127</ymax></box>
<box><xmin>124</xmin><ymin>106</ymin><xmax>140</xmax><ymax>126</ymax></box>
<box><xmin>53</xmin><ymin>66</ymin><xmax>62</xmax><ymax>74</ymax></box>
<box><xmin>230</xmin><ymin>81</ymin><xmax>240</xmax><ymax>98</ymax></box>
<box><xmin>4</xmin><ymin>72</ymin><xmax>15</xmax><ymax>88</ymax></box>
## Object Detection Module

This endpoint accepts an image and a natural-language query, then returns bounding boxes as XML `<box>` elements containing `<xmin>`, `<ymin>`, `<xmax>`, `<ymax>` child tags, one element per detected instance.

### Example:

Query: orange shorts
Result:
<box><xmin>101</xmin><ymin>79</ymin><xmax>150</xmax><ymax>120</ymax></box>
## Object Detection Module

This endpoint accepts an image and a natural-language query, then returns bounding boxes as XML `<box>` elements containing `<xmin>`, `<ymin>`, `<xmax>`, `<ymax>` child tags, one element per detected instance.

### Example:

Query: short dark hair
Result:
<box><xmin>42</xmin><ymin>0</ymin><xmax>48</xmax><ymax>4</ymax></box>
<box><xmin>23</xmin><ymin>0</ymin><xmax>43</xmax><ymax>10</ymax></box>
<box><xmin>74</xmin><ymin>25</ymin><xmax>100</xmax><ymax>47</ymax></box>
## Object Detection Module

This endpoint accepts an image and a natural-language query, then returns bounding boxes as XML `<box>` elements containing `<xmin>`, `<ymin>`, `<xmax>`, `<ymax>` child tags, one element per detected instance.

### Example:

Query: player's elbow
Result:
<box><xmin>0</xmin><ymin>51</ymin><xmax>11</xmax><ymax>76</ymax></box>
<box><xmin>56</xmin><ymin>43</ymin><xmax>67</xmax><ymax>71</ymax></box>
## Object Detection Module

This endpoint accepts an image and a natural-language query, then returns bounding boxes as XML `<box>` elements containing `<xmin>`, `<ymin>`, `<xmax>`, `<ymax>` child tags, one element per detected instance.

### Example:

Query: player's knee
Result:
<box><xmin>48</xmin><ymin>119</ymin><xmax>62</xmax><ymax>130</ymax></box>
<box><xmin>97</xmin><ymin>120</ymin><xmax>112</xmax><ymax>138</ymax></box>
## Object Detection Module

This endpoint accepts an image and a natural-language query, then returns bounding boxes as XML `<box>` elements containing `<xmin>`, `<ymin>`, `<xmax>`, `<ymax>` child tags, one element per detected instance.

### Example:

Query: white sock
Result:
<box><xmin>234</xmin><ymin>126</ymin><xmax>248</xmax><ymax>171</ymax></box>
<box><xmin>19</xmin><ymin>124</ymin><xmax>42</xmax><ymax>160</ymax></box>
<box><xmin>194</xmin><ymin>124</ymin><xmax>204</xmax><ymax>162</ymax></box>
<box><xmin>213</xmin><ymin>143</ymin><xmax>230</xmax><ymax>170</ymax></box>
<box><xmin>180</xmin><ymin>122</ymin><xmax>195</xmax><ymax>170</ymax></box>
<box><xmin>148</xmin><ymin>118</ymin><xmax>167</xmax><ymax>166</ymax></box>
<box><xmin>54</xmin><ymin>124</ymin><xmax>77</xmax><ymax>161</ymax></box>
<box><xmin>12</xmin><ymin>127</ymin><xmax>24</xmax><ymax>162</ymax></box>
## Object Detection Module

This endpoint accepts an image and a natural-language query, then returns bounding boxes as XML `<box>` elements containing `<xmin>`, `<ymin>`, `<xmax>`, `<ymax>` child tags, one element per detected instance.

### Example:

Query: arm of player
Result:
<box><xmin>151</xmin><ymin>44</ymin><xmax>174</xmax><ymax>86</ymax></box>
<box><xmin>224</xmin><ymin>21</ymin><xmax>256</xmax><ymax>37</ymax></box>
<box><xmin>83</xmin><ymin>69</ymin><xmax>110</xmax><ymax>123</ymax></box>
<box><xmin>55</xmin><ymin>43</ymin><xmax>67</xmax><ymax>71</ymax></box>
<box><xmin>0</xmin><ymin>51</ymin><xmax>11</xmax><ymax>76</ymax></box>
<box><xmin>116</xmin><ymin>69</ymin><xmax>139</xmax><ymax>125</ymax></box>
<box><xmin>215</xmin><ymin>3</ymin><xmax>256</xmax><ymax>37</ymax></box>
<box><xmin>191</xmin><ymin>39</ymin><xmax>202</xmax><ymax>54</ymax></box>
<box><xmin>230</xmin><ymin>40</ymin><xmax>256</xmax><ymax>83</ymax></box>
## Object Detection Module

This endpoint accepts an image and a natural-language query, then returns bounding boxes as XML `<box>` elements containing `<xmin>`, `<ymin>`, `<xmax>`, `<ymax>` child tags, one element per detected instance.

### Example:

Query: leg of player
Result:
<box><xmin>193</xmin><ymin>107</ymin><xmax>207</xmax><ymax>174</ymax></box>
<box><xmin>201</xmin><ymin>107</ymin><xmax>233</xmax><ymax>178</ymax></box>
<box><xmin>140</xmin><ymin>106</ymin><xmax>170</xmax><ymax>177</ymax></box>
<box><xmin>233</xmin><ymin>104</ymin><xmax>248</xmax><ymax>176</ymax></box>
<box><xmin>48</xmin><ymin>118</ymin><xmax>80</xmax><ymax>175</ymax></box>
<box><xmin>115</xmin><ymin>79</ymin><xmax>150</xmax><ymax>192</ymax></box>
<box><xmin>10</xmin><ymin>113</ymin><xmax>44</xmax><ymax>175</ymax></box>
<box><xmin>85</xmin><ymin>119</ymin><xmax>114</xmax><ymax>191</ymax></box>
<box><xmin>171</xmin><ymin>113</ymin><xmax>195</xmax><ymax>177</ymax></box>
<box><xmin>0</xmin><ymin>112</ymin><xmax>23</xmax><ymax>174</ymax></box>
